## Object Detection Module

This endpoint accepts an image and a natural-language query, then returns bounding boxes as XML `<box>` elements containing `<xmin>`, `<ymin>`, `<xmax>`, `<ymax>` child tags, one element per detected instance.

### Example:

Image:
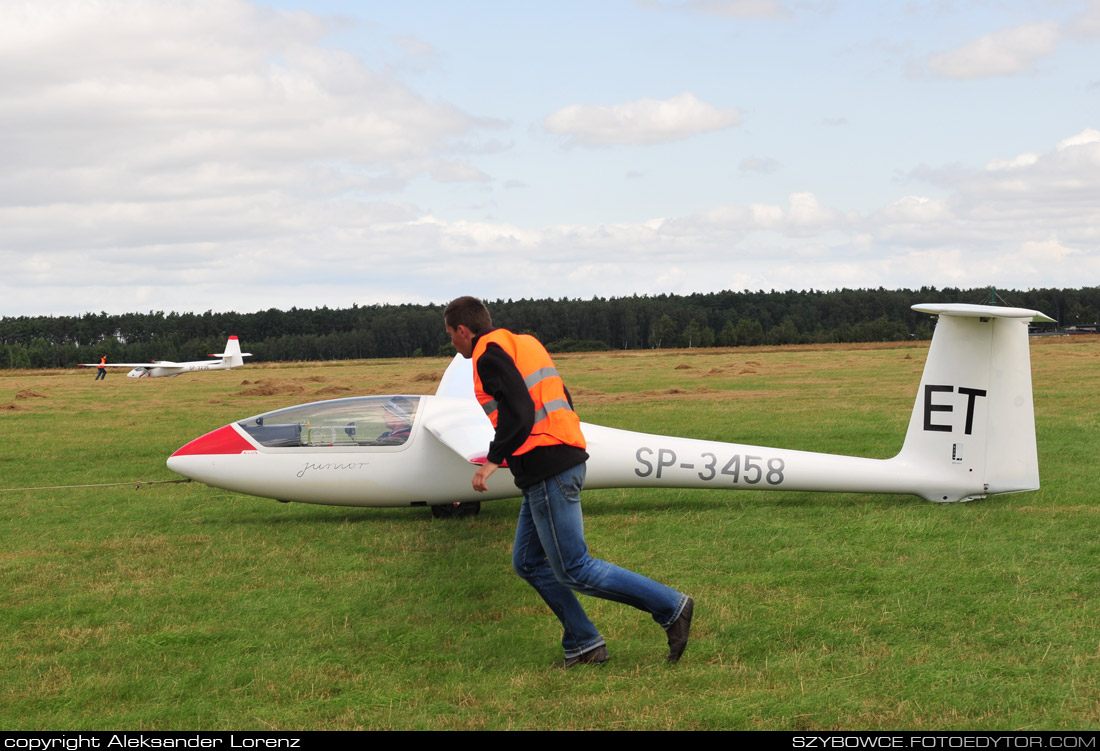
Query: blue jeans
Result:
<box><xmin>512</xmin><ymin>462</ymin><xmax>689</xmax><ymax>658</ymax></box>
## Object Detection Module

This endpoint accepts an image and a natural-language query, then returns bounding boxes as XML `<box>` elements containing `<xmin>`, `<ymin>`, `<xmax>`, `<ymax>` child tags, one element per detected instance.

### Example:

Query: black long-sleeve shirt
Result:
<box><xmin>474</xmin><ymin>332</ymin><xmax>589</xmax><ymax>489</ymax></box>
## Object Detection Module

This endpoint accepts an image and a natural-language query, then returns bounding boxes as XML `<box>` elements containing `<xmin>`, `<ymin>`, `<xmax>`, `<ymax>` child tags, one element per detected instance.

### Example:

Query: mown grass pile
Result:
<box><xmin>1</xmin><ymin>337</ymin><xmax>1098</xmax><ymax>730</ymax></box>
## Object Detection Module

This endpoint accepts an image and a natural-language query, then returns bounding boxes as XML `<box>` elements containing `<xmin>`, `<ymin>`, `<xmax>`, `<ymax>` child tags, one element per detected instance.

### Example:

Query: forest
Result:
<box><xmin>1</xmin><ymin>286</ymin><xmax>1095</xmax><ymax>369</ymax></box>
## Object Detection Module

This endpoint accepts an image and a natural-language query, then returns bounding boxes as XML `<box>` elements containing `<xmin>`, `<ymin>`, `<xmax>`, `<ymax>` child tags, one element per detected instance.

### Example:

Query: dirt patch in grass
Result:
<box><xmin>315</xmin><ymin>385</ymin><xmax>354</xmax><ymax>396</ymax></box>
<box><xmin>238</xmin><ymin>380</ymin><xmax>306</xmax><ymax>397</ymax></box>
<box><xmin>411</xmin><ymin>372</ymin><xmax>440</xmax><ymax>383</ymax></box>
<box><xmin>1</xmin><ymin>402</ymin><xmax>24</xmax><ymax>411</ymax></box>
<box><xmin>15</xmin><ymin>390</ymin><xmax>48</xmax><ymax>399</ymax></box>
<box><xmin>703</xmin><ymin>365</ymin><xmax>760</xmax><ymax>376</ymax></box>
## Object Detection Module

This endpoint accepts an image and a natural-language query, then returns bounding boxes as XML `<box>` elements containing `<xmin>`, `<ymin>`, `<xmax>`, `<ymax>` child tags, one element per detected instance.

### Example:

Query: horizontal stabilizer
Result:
<box><xmin>912</xmin><ymin>303</ymin><xmax>1055</xmax><ymax>323</ymax></box>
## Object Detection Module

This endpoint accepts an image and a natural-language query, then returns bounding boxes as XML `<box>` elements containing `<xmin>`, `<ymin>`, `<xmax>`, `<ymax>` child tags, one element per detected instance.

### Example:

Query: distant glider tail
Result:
<box><xmin>895</xmin><ymin>304</ymin><xmax>1053</xmax><ymax>502</ymax></box>
<box><xmin>212</xmin><ymin>336</ymin><xmax>252</xmax><ymax>369</ymax></box>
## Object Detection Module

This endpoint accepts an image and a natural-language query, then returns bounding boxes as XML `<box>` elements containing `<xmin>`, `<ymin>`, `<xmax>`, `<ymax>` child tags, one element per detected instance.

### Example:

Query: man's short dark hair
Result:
<box><xmin>444</xmin><ymin>296</ymin><xmax>492</xmax><ymax>333</ymax></box>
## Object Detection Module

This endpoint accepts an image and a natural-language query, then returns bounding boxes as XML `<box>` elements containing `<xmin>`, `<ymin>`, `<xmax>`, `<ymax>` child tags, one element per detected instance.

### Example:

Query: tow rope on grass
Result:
<box><xmin>0</xmin><ymin>479</ymin><xmax>192</xmax><ymax>492</ymax></box>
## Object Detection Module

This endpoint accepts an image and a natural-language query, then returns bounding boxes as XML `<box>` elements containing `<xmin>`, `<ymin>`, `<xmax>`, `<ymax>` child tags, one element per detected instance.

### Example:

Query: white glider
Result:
<box><xmin>166</xmin><ymin>304</ymin><xmax>1052</xmax><ymax>516</ymax></box>
<box><xmin>81</xmin><ymin>336</ymin><xmax>251</xmax><ymax>379</ymax></box>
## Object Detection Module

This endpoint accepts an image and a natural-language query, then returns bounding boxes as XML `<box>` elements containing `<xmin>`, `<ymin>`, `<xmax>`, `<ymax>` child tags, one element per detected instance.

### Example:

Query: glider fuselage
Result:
<box><xmin>167</xmin><ymin>304</ymin><xmax>1052</xmax><ymax>509</ymax></box>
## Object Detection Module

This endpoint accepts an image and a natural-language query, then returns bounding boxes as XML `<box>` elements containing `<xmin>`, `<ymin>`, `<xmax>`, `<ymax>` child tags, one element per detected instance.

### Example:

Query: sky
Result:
<box><xmin>2</xmin><ymin>0</ymin><xmax>1098</xmax><ymax>317</ymax></box>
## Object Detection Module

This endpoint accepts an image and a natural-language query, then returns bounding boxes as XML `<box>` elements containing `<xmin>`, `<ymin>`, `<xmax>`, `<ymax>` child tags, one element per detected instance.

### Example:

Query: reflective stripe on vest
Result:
<box><xmin>472</xmin><ymin>329</ymin><xmax>586</xmax><ymax>455</ymax></box>
<box><xmin>479</xmin><ymin>366</ymin><xmax>562</xmax><ymax>418</ymax></box>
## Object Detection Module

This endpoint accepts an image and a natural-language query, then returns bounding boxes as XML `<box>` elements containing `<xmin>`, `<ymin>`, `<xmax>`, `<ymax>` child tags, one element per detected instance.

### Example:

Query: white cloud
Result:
<box><xmin>436</xmin><ymin>129</ymin><xmax>1100</xmax><ymax>299</ymax></box>
<box><xmin>5</xmin><ymin>124</ymin><xmax>1098</xmax><ymax>315</ymax></box>
<box><xmin>750</xmin><ymin>203</ymin><xmax>785</xmax><ymax>228</ymax></box>
<box><xmin>1066</xmin><ymin>0</ymin><xmax>1100</xmax><ymax>39</ymax></box>
<box><xmin>644</xmin><ymin>0</ymin><xmax>791</xmax><ymax>20</ymax></box>
<box><xmin>392</xmin><ymin>35</ymin><xmax>439</xmax><ymax>65</ymax></box>
<box><xmin>0</xmin><ymin>0</ymin><xmax>514</xmax><ymax>317</ymax></box>
<box><xmin>917</xmin><ymin>128</ymin><xmax>1100</xmax><ymax>207</ymax></box>
<box><xmin>926</xmin><ymin>21</ymin><xmax>1059</xmax><ymax>79</ymax></box>
<box><xmin>0</xmin><ymin>0</ymin><xmax>485</xmax><ymax>213</ymax></box>
<box><xmin>689</xmin><ymin>0</ymin><xmax>790</xmax><ymax>19</ymax></box>
<box><xmin>430</xmin><ymin>160</ymin><xmax>492</xmax><ymax>183</ymax></box>
<box><xmin>876</xmin><ymin>196</ymin><xmax>949</xmax><ymax>224</ymax></box>
<box><xmin>544</xmin><ymin>92</ymin><xmax>742</xmax><ymax>146</ymax></box>
<box><xmin>739</xmin><ymin>156</ymin><xmax>780</xmax><ymax>174</ymax></box>
<box><xmin>1020</xmin><ymin>236</ymin><xmax>1082</xmax><ymax>261</ymax></box>
<box><xmin>986</xmin><ymin>153</ymin><xmax>1039</xmax><ymax>170</ymax></box>
<box><xmin>0</xmin><ymin>2</ymin><xmax>1095</xmax><ymax>316</ymax></box>
<box><xmin>787</xmin><ymin>192</ymin><xmax>834</xmax><ymax>227</ymax></box>
<box><xmin>1058</xmin><ymin>128</ymin><xmax>1100</xmax><ymax>149</ymax></box>
<box><xmin>654</xmin><ymin>192</ymin><xmax>838</xmax><ymax>237</ymax></box>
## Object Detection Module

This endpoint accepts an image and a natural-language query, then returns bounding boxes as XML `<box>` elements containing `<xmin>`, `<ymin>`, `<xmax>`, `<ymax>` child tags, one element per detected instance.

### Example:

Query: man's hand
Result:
<box><xmin>472</xmin><ymin>461</ymin><xmax>500</xmax><ymax>492</ymax></box>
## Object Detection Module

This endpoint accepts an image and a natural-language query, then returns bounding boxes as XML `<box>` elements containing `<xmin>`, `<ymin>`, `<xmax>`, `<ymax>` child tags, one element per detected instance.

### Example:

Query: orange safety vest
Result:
<box><xmin>472</xmin><ymin>329</ymin><xmax>586</xmax><ymax>456</ymax></box>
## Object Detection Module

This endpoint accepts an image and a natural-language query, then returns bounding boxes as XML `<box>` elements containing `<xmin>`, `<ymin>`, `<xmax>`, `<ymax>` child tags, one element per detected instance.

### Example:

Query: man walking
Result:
<box><xmin>444</xmin><ymin>296</ymin><xmax>693</xmax><ymax>667</ymax></box>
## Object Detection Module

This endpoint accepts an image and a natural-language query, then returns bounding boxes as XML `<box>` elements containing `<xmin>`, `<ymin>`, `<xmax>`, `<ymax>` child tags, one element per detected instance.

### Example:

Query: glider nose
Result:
<box><xmin>167</xmin><ymin>424</ymin><xmax>254</xmax><ymax>479</ymax></box>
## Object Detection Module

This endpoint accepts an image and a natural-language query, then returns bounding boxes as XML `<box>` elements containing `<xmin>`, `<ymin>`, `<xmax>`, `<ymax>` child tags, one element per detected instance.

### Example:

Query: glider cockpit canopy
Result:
<box><xmin>238</xmin><ymin>395</ymin><xmax>421</xmax><ymax>449</ymax></box>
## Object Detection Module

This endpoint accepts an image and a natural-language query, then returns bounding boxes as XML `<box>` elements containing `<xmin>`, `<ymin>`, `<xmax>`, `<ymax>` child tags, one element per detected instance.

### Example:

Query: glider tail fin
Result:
<box><xmin>215</xmin><ymin>336</ymin><xmax>252</xmax><ymax>369</ymax></box>
<box><xmin>895</xmin><ymin>304</ymin><xmax>1053</xmax><ymax>502</ymax></box>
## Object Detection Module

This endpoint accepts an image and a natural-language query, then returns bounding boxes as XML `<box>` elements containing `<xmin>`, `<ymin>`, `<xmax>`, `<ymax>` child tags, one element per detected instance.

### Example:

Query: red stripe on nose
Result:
<box><xmin>171</xmin><ymin>424</ymin><xmax>254</xmax><ymax>457</ymax></box>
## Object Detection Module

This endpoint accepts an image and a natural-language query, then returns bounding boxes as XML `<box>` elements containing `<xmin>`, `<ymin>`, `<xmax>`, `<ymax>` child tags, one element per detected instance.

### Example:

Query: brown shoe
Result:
<box><xmin>552</xmin><ymin>644</ymin><xmax>609</xmax><ymax>669</ymax></box>
<box><xmin>665</xmin><ymin>597</ymin><xmax>694</xmax><ymax>663</ymax></box>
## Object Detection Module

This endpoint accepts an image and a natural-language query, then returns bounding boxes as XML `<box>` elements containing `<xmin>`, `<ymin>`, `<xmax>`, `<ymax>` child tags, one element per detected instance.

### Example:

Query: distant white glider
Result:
<box><xmin>81</xmin><ymin>336</ymin><xmax>251</xmax><ymax>379</ymax></box>
<box><xmin>167</xmin><ymin>304</ymin><xmax>1052</xmax><ymax>515</ymax></box>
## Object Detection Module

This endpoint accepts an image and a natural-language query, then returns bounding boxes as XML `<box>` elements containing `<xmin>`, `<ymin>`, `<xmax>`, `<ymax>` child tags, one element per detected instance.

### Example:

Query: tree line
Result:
<box><xmin>1</xmin><ymin>286</ymin><xmax>1094</xmax><ymax>370</ymax></box>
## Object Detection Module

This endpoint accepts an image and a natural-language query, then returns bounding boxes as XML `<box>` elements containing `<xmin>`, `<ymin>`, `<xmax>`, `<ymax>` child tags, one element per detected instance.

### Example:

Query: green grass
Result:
<box><xmin>1</xmin><ymin>338</ymin><xmax>1098</xmax><ymax>730</ymax></box>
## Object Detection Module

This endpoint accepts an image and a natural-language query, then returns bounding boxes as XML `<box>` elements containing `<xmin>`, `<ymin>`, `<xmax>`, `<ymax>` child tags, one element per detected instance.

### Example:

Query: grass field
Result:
<box><xmin>1</xmin><ymin>336</ymin><xmax>1098</xmax><ymax>731</ymax></box>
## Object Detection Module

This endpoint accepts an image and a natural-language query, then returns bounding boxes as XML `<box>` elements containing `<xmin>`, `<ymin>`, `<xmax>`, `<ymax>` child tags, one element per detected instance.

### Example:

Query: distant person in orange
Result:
<box><xmin>95</xmin><ymin>355</ymin><xmax>107</xmax><ymax>381</ymax></box>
